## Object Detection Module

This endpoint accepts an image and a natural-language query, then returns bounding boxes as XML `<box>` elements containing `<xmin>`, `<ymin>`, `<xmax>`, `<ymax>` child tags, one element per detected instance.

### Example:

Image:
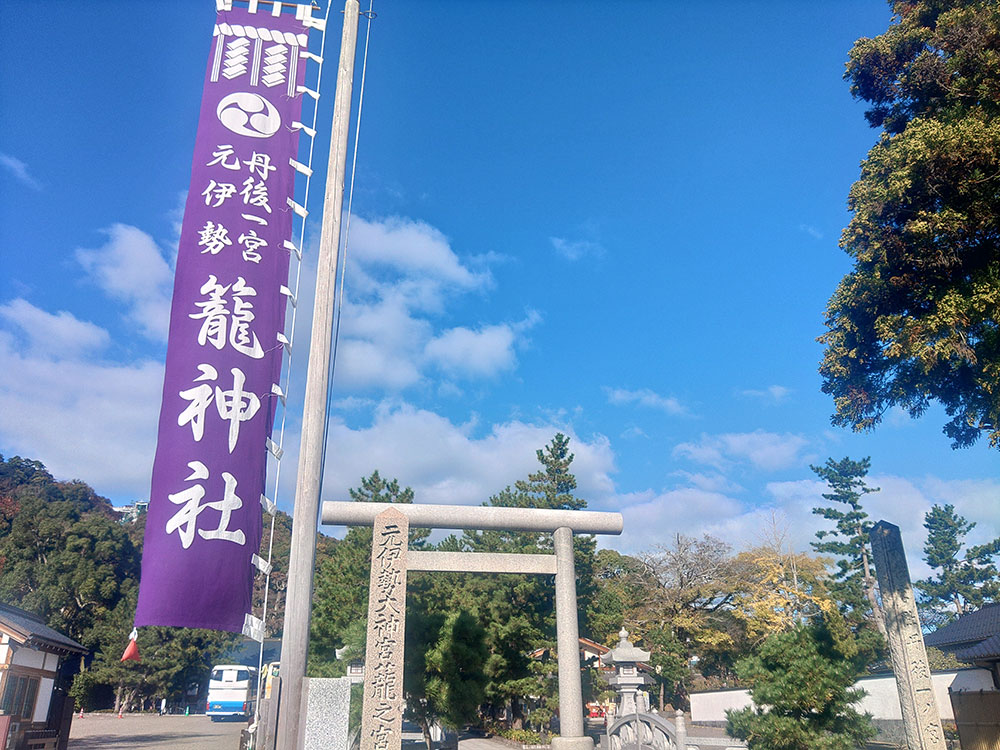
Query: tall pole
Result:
<box><xmin>552</xmin><ymin>527</ymin><xmax>593</xmax><ymax>750</ymax></box>
<box><xmin>277</xmin><ymin>3</ymin><xmax>360</xmax><ymax>749</ymax></box>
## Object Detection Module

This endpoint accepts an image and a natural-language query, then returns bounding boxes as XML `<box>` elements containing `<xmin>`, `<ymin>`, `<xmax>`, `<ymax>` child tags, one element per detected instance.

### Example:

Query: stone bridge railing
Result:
<box><xmin>605</xmin><ymin>711</ymin><xmax>747</xmax><ymax>750</ymax></box>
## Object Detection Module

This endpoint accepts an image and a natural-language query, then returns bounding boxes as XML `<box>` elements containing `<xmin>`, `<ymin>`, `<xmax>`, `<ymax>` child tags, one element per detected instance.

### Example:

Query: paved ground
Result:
<box><xmin>457</xmin><ymin>738</ymin><xmax>515</xmax><ymax>750</ymax></box>
<box><xmin>67</xmin><ymin>714</ymin><xmax>516</xmax><ymax>750</ymax></box>
<box><xmin>69</xmin><ymin>713</ymin><xmax>245</xmax><ymax>749</ymax></box>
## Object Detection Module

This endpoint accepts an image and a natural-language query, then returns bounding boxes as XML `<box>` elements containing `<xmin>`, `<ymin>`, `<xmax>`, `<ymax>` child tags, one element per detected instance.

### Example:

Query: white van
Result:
<box><xmin>206</xmin><ymin>664</ymin><xmax>257</xmax><ymax>721</ymax></box>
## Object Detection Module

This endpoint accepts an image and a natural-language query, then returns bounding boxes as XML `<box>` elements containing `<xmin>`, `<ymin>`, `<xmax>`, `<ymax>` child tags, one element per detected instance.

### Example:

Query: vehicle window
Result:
<box><xmin>236</xmin><ymin>669</ymin><xmax>250</xmax><ymax>682</ymax></box>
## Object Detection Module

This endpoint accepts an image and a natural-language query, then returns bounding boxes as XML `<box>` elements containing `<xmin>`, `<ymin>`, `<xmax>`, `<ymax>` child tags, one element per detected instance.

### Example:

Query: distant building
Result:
<box><xmin>0</xmin><ymin>603</ymin><xmax>87</xmax><ymax>749</ymax></box>
<box><xmin>112</xmin><ymin>501</ymin><xmax>149</xmax><ymax>523</ymax></box>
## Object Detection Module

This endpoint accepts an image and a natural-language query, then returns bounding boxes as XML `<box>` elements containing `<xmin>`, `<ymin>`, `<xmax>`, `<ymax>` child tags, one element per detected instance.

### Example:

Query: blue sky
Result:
<box><xmin>1</xmin><ymin>0</ymin><xmax>997</xmax><ymax>575</ymax></box>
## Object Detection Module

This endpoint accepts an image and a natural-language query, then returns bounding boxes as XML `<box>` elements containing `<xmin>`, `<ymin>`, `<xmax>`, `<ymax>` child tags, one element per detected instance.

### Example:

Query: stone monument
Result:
<box><xmin>601</xmin><ymin>628</ymin><xmax>653</xmax><ymax>717</ymax></box>
<box><xmin>870</xmin><ymin>520</ymin><xmax>946</xmax><ymax>750</ymax></box>
<box><xmin>360</xmin><ymin>508</ymin><xmax>409</xmax><ymax>750</ymax></box>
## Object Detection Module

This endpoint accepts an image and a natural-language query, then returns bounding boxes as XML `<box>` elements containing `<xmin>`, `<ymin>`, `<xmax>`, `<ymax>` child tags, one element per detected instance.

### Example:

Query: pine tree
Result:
<box><xmin>810</xmin><ymin>457</ymin><xmax>886</xmax><ymax>638</ymax></box>
<box><xmin>916</xmin><ymin>503</ymin><xmax>1000</xmax><ymax>620</ymax></box>
<box><xmin>726</xmin><ymin>611</ymin><xmax>877</xmax><ymax>750</ymax></box>
<box><xmin>461</xmin><ymin>434</ymin><xmax>596</xmax><ymax>731</ymax></box>
<box><xmin>405</xmin><ymin>609</ymin><xmax>487</xmax><ymax>749</ymax></box>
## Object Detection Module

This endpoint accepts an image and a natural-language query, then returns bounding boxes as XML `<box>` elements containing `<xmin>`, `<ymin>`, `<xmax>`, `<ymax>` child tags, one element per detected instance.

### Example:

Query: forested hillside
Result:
<box><xmin>0</xmin><ymin>454</ymin><xmax>335</xmax><ymax>711</ymax></box>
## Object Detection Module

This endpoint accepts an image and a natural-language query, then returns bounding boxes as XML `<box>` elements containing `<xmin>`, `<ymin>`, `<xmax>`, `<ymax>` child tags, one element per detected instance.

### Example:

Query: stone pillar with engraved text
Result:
<box><xmin>870</xmin><ymin>520</ymin><xmax>946</xmax><ymax>750</ymax></box>
<box><xmin>360</xmin><ymin>508</ymin><xmax>409</xmax><ymax>750</ymax></box>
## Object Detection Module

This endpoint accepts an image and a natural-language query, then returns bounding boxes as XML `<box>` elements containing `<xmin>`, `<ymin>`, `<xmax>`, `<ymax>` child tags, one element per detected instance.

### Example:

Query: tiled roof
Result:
<box><xmin>956</xmin><ymin>633</ymin><xmax>1000</xmax><ymax>662</ymax></box>
<box><xmin>923</xmin><ymin>603</ymin><xmax>1000</xmax><ymax>648</ymax></box>
<box><xmin>0</xmin><ymin>603</ymin><xmax>87</xmax><ymax>655</ymax></box>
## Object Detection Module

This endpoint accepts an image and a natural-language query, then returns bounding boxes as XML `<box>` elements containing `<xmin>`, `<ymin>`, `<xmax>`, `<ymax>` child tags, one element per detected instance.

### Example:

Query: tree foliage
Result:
<box><xmin>820</xmin><ymin>0</ymin><xmax>1000</xmax><ymax>449</ymax></box>
<box><xmin>405</xmin><ymin>609</ymin><xmax>487</xmax><ymax>749</ymax></box>
<box><xmin>732</xmin><ymin>544</ymin><xmax>831</xmax><ymax>644</ymax></box>
<box><xmin>0</xmin><ymin>457</ymin><xmax>138</xmax><ymax>647</ymax></box>
<box><xmin>916</xmin><ymin>502</ymin><xmax>1000</xmax><ymax>619</ymax></box>
<box><xmin>810</xmin><ymin>457</ymin><xmax>886</xmax><ymax>640</ymax></box>
<box><xmin>459</xmin><ymin>433</ymin><xmax>597</xmax><ymax>731</ymax></box>
<box><xmin>627</xmin><ymin>534</ymin><xmax>741</xmax><ymax>708</ymax></box>
<box><xmin>0</xmin><ymin>454</ymin><xmax>245</xmax><ymax>711</ymax></box>
<box><xmin>726</xmin><ymin>611</ymin><xmax>876</xmax><ymax>750</ymax></box>
<box><xmin>252</xmin><ymin>509</ymin><xmax>337</xmax><ymax>637</ymax></box>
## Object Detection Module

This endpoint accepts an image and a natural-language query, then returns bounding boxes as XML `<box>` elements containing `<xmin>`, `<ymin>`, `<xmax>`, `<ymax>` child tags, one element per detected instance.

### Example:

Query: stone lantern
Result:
<box><xmin>601</xmin><ymin>628</ymin><xmax>653</xmax><ymax>719</ymax></box>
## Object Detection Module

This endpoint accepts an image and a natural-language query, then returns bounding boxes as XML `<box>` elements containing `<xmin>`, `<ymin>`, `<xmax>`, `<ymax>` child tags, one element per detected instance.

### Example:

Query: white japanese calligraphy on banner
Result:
<box><xmin>135</xmin><ymin>4</ymin><xmax>311</xmax><ymax>634</ymax></box>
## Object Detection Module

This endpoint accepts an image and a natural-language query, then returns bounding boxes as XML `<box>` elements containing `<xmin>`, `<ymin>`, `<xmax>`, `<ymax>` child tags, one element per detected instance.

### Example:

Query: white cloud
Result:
<box><xmin>425</xmin><ymin>324</ymin><xmax>518</xmax><ymax>377</ymax></box>
<box><xmin>0</xmin><ymin>329</ymin><xmax>162</xmax><ymax>498</ymax></box>
<box><xmin>322</xmin><ymin>215</ymin><xmax>529</xmax><ymax>390</ymax></box>
<box><xmin>673</xmin><ymin>430</ymin><xmax>808</xmax><ymax>471</ymax></box>
<box><xmin>314</xmin><ymin>402</ymin><xmax>617</xmax><ymax>515</ymax></box>
<box><xmin>75</xmin><ymin>224</ymin><xmax>173</xmax><ymax>342</ymax></box>
<box><xmin>606</xmin><ymin>471</ymin><xmax>999</xmax><ymax>583</ymax></box>
<box><xmin>550</xmin><ymin>237</ymin><xmax>604</xmax><ymax>261</ymax></box>
<box><xmin>0</xmin><ymin>299</ymin><xmax>109</xmax><ymax>359</ymax></box>
<box><xmin>350</xmin><ymin>215</ymin><xmax>487</xmax><ymax>293</ymax></box>
<box><xmin>0</xmin><ymin>153</ymin><xmax>41</xmax><ymax>190</ymax></box>
<box><xmin>671</xmin><ymin>470</ymin><xmax>744</xmax><ymax>494</ymax></box>
<box><xmin>741</xmin><ymin>385</ymin><xmax>791</xmax><ymax>403</ymax></box>
<box><xmin>334</xmin><ymin>339</ymin><xmax>423</xmax><ymax>391</ymax></box>
<box><xmin>620</xmin><ymin>426</ymin><xmax>648</xmax><ymax>440</ymax></box>
<box><xmin>611</xmin><ymin>487</ymin><xmax>745</xmax><ymax>553</ymax></box>
<box><xmin>606</xmin><ymin>387</ymin><xmax>687</xmax><ymax>416</ymax></box>
<box><xmin>798</xmin><ymin>223</ymin><xmax>823</xmax><ymax>240</ymax></box>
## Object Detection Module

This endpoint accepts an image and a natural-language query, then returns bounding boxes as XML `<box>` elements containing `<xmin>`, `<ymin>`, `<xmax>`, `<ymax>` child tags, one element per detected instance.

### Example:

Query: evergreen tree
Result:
<box><xmin>726</xmin><ymin>611</ymin><xmax>877</xmax><ymax>750</ymax></box>
<box><xmin>461</xmin><ymin>434</ymin><xmax>596</xmax><ymax>731</ymax></box>
<box><xmin>916</xmin><ymin>503</ymin><xmax>1000</xmax><ymax>619</ymax></box>
<box><xmin>0</xmin><ymin>455</ymin><xmax>140</xmax><ymax>646</ymax></box>
<box><xmin>404</xmin><ymin>609</ymin><xmax>487</xmax><ymax>750</ymax></box>
<box><xmin>251</xmin><ymin>508</ymin><xmax>337</xmax><ymax>638</ymax></box>
<box><xmin>819</xmin><ymin>0</ymin><xmax>1000</xmax><ymax>450</ymax></box>
<box><xmin>810</xmin><ymin>457</ymin><xmax>886</xmax><ymax>639</ymax></box>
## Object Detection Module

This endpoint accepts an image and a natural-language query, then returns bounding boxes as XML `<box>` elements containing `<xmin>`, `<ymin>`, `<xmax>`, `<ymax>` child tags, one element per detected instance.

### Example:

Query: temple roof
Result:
<box><xmin>924</xmin><ymin>603</ymin><xmax>1000</xmax><ymax>649</ymax></box>
<box><xmin>0</xmin><ymin>603</ymin><xmax>87</xmax><ymax>656</ymax></box>
<box><xmin>956</xmin><ymin>633</ymin><xmax>1000</xmax><ymax>662</ymax></box>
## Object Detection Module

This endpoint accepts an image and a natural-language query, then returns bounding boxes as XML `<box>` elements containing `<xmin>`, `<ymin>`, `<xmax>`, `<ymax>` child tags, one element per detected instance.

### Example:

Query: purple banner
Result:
<box><xmin>136</xmin><ymin>5</ymin><xmax>310</xmax><ymax>633</ymax></box>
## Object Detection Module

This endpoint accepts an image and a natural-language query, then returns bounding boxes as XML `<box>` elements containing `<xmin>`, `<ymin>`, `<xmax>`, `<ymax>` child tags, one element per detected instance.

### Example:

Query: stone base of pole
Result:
<box><xmin>551</xmin><ymin>736</ymin><xmax>594</xmax><ymax>750</ymax></box>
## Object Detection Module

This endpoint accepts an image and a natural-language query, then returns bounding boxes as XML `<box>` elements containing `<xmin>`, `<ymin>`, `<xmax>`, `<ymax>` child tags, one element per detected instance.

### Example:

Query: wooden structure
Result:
<box><xmin>0</xmin><ymin>603</ymin><xmax>86</xmax><ymax>750</ymax></box>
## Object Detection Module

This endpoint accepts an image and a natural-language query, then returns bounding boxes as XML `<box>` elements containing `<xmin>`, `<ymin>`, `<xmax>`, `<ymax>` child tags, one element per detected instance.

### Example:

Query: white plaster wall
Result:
<box><xmin>0</xmin><ymin>645</ymin><xmax>8</xmax><ymax>665</ymax></box>
<box><xmin>11</xmin><ymin>648</ymin><xmax>45</xmax><ymax>670</ymax></box>
<box><xmin>33</xmin><ymin>678</ymin><xmax>53</xmax><ymax>723</ymax></box>
<box><xmin>856</xmin><ymin>674</ymin><xmax>904</xmax><ymax>720</ymax></box>
<box><xmin>690</xmin><ymin>669</ymin><xmax>995</xmax><ymax>723</ymax></box>
<box><xmin>43</xmin><ymin>653</ymin><xmax>59</xmax><ymax>672</ymax></box>
<box><xmin>690</xmin><ymin>689</ymin><xmax>751</xmax><ymax>722</ymax></box>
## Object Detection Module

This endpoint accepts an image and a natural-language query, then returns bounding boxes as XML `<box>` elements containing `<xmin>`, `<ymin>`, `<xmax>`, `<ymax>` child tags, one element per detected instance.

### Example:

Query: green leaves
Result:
<box><xmin>809</xmin><ymin>457</ymin><xmax>885</xmax><ymax>636</ymax></box>
<box><xmin>823</xmin><ymin>0</ymin><xmax>1000</xmax><ymax>449</ymax></box>
<box><xmin>916</xmin><ymin>502</ymin><xmax>1000</xmax><ymax>618</ymax></box>
<box><xmin>725</xmin><ymin>614</ymin><xmax>876</xmax><ymax>750</ymax></box>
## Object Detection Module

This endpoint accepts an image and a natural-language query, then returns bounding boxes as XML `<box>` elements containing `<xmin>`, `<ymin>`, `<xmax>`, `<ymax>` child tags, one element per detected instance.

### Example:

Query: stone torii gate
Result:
<box><xmin>321</xmin><ymin>501</ymin><xmax>624</xmax><ymax>750</ymax></box>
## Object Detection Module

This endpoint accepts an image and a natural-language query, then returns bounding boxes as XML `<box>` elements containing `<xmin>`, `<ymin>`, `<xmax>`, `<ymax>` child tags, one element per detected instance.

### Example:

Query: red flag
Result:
<box><xmin>121</xmin><ymin>628</ymin><xmax>141</xmax><ymax>662</ymax></box>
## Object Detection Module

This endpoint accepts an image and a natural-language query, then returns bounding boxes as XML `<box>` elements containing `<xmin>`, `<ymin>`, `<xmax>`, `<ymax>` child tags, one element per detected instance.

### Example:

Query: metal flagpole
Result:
<box><xmin>276</xmin><ymin>2</ymin><xmax>360</xmax><ymax>749</ymax></box>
